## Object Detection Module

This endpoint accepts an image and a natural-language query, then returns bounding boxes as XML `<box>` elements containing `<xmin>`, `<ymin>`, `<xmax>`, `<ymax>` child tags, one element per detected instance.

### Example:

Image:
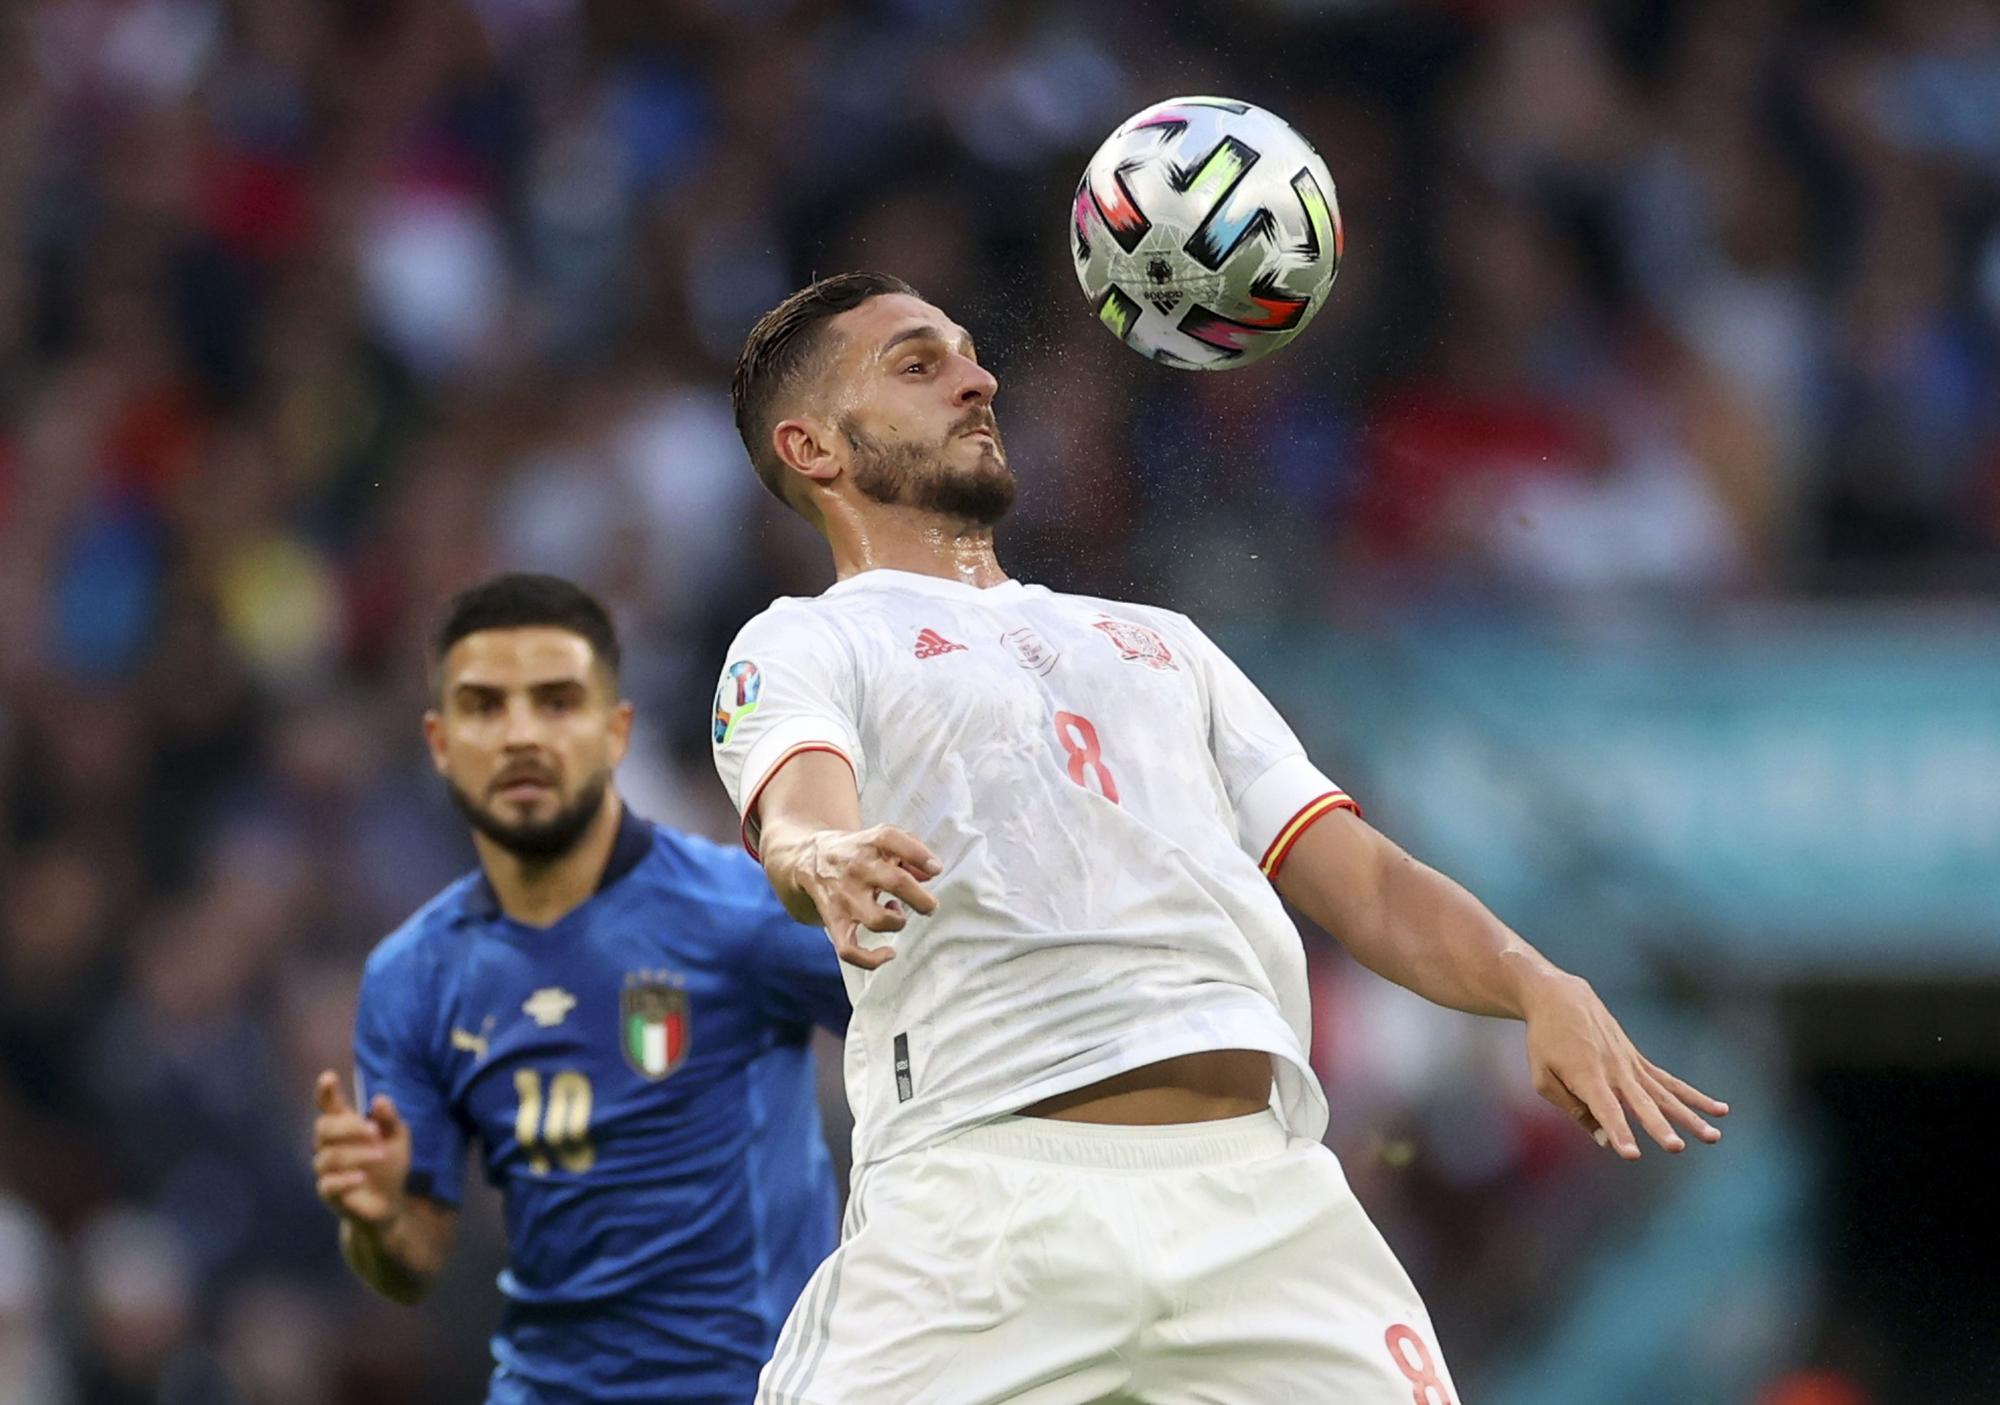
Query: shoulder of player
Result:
<box><xmin>726</xmin><ymin>593</ymin><xmax>868</xmax><ymax>659</ymax></box>
<box><xmin>361</xmin><ymin>871</ymin><xmax>484</xmax><ymax>979</ymax></box>
<box><xmin>1041</xmin><ymin>591</ymin><xmax>1208</xmax><ymax>648</ymax></box>
<box><xmin>631</xmin><ymin>822</ymin><xmax>788</xmax><ymax>918</ymax></box>
<box><xmin>1033</xmin><ymin>583</ymin><xmax>1165</xmax><ymax>620</ymax></box>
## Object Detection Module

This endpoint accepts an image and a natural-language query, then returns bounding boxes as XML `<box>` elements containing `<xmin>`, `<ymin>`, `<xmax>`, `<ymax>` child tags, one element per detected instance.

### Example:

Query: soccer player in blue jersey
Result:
<box><xmin>311</xmin><ymin>573</ymin><xmax>849</xmax><ymax>1405</ymax></box>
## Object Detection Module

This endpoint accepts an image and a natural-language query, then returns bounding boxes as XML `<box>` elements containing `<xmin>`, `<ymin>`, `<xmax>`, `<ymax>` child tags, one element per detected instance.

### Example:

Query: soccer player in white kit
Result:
<box><xmin>713</xmin><ymin>273</ymin><xmax>1729</xmax><ymax>1404</ymax></box>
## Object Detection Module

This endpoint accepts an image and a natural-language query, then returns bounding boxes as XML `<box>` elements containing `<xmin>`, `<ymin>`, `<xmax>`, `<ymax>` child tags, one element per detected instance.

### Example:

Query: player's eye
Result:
<box><xmin>900</xmin><ymin>358</ymin><xmax>928</xmax><ymax>376</ymax></box>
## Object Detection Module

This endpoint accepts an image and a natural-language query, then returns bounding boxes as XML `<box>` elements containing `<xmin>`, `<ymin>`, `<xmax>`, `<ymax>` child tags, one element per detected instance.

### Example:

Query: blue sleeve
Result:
<box><xmin>353</xmin><ymin>947</ymin><xmax>468</xmax><ymax>1207</ymax></box>
<box><xmin>748</xmin><ymin>897</ymin><xmax>850</xmax><ymax>1038</ymax></box>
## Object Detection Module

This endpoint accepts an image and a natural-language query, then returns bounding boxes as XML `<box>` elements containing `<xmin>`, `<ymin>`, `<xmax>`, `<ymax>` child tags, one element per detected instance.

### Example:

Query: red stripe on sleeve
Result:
<box><xmin>740</xmin><ymin>743</ymin><xmax>857</xmax><ymax>861</ymax></box>
<box><xmin>1259</xmin><ymin>792</ymin><xmax>1361</xmax><ymax>881</ymax></box>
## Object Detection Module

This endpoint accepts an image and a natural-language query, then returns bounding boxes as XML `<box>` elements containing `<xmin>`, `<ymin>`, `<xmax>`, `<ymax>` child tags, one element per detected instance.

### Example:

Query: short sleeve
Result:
<box><xmin>711</xmin><ymin>605</ymin><xmax>865</xmax><ymax>859</ymax></box>
<box><xmin>747</xmin><ymin>895</ymin><xmax>852</xmax><ymax>1038</ymax></box>
<box><xmin>353</xmin><ymin>949</ymin><xmax>468</xmax><ymax>1207</ymax></box>
<box><xmin>1181</xmin><ymin>616</ymin><xmax>1358</xmax><ymax>880</ymax></box>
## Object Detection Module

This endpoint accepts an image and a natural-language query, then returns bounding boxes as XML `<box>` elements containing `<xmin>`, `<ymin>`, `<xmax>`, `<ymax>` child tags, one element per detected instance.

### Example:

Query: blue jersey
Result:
<box><xmin>353</xmin><ymin>807</ymin><xmax>849</xmax><ymax>1405</ymax></box>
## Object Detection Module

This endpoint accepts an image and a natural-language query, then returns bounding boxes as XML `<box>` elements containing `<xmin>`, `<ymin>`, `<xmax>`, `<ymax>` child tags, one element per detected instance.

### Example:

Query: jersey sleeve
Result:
<box><xmin>747</xmin><ymin>895</ymin><xmax>852</xmax><ymax>1037</ymax></box>
<box><xmin>711</xmin><ymin>605</ymin><xmax>865</xmax><ymax>859</ymax></box>
<box><xmin>353</xmin><ymin>946</ymin><xmax>468</xmax><ymax>1207</ymax></box>
<box><xmin>1181</xmin><ymin>615</ymin><xmax>1358</xmax><ymax>881</ymax></box>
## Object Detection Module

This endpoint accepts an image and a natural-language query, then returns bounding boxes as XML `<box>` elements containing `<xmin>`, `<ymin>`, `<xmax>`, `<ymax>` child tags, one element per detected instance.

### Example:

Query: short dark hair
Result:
<box><xmin>732</xmin><ymin>271</ymin><xmax>922</xmax><ymax>508</ymax></box>
<box><xmin>433</xmin><ymin>573</ymin><xmax>621</xmax><ymax>680</ymax></box>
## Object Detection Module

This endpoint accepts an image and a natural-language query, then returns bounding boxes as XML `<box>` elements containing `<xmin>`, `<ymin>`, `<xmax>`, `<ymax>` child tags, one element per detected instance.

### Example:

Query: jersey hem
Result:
<box><xmin>848</xmin><ymin>1015</ymin><xmax>1329</xmax><ymax>1171</ymax></box>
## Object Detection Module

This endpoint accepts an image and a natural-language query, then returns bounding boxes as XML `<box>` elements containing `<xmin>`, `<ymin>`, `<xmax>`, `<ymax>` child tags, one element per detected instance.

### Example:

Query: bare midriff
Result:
<box><xmin>1017</xmin><ymin>1048</ymin><xmax>1273</xmax><ymax>1125</ymax></box>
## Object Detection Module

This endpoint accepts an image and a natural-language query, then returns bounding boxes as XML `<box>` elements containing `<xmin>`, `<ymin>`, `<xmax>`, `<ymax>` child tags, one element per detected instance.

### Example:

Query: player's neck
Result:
<box><xmin>826</xmin><ymin>506</ymin><xmax>1009</xmax><ymax>589</ymax></box>
<box><xmin>474</xmin><ymin>791</ymin><xmax>625</xmax><ymax>928</ymax></box>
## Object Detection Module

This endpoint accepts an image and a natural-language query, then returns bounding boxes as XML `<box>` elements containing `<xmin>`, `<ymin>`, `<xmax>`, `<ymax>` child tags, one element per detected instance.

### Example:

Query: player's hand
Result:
<box><xmin>788</xmin><ymin>824</ymin><xmax>941</xmax><ymax>970</ymax></box>
<box><xmin>1521</xmin><ymin>976</ymin><xmax>1729</xmax><ymax>1160</ymax></box>
<box><xmin>313</xmin><ymin>1070</ymin><xmax>413</xmax><ymax>1225</ymax></box>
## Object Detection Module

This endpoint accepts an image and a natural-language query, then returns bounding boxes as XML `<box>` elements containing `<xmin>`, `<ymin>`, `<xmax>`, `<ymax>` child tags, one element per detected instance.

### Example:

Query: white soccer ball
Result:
<box><xmin>1070</xmin><ymin>96</ymin><xmax>1343</xmax><ymax>370</ymax></box>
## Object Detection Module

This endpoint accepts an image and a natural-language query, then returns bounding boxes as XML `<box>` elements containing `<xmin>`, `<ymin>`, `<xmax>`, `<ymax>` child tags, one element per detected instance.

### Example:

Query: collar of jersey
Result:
<box><xmin>822</xmin><ymin>567</ymin><xmax>1027</xmax><ymax>600</ymax></box>
<box><xmin>459</xmin><ymin>804</ymin><xmax>655</xmax><ymax>926</ymax></box>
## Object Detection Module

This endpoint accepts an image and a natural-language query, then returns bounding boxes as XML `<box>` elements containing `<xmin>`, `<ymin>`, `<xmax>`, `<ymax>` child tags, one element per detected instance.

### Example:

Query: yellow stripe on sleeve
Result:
<box><xmin>1259</xmin><ymin>792</ymin><xmax>1356</xmax><ymax>878</ymax></box>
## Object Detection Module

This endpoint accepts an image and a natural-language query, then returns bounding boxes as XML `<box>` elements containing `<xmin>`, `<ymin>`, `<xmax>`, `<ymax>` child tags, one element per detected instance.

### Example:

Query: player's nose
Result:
<box><xmin>501</xmin><ymin>696</ymin><xmax>546</xmax><ymax>746</ymax></box>
<box><xmin>952</xmin><ymin>356</ymin><xmax>997</xmax><ymax>408</ymax></box>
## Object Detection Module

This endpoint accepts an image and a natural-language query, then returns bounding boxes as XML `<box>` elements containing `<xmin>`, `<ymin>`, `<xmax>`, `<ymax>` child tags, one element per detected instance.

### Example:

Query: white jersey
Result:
<box><xmin>711</xmin><ymin>569</ymin><xmax>1355</xmax><ymax>1169</ymax></box>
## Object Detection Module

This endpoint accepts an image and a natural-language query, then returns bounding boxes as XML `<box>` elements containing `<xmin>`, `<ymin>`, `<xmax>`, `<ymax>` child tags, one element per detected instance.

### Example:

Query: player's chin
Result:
<box><xmin>490</xmin><ymin>790</ymin><xmax>559</xmax><ymax>822</ymax></box>
<box><xmin>959</xmin><ymin>434</ymin><xmax>1006</xmax><ymax>468</ymax></box>
<box><xmin>486</xmin><ymin>788</ymin><xmax>582</xmax><ymax>838</ymax></box>
<box><xmin>485</xmin><ymin>812</ymin><xmax>587</xmax><ymax>858</ymax></box>
<box><xmin>939</xmin><ymin>457</ymin><xmax>1016</xmax><ymax>522</ymax></box>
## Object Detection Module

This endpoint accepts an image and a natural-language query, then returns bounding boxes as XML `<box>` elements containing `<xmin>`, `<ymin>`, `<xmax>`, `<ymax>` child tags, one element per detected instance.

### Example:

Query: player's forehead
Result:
<box><xmin>832</xmin><ymin>294</ymin><xmax>975</xmax><ymax>367</ymax></box>
<box><xmin>442</xmin><ymin>626</ymin><xmax>600</xmax><ymax>689</ymax></box>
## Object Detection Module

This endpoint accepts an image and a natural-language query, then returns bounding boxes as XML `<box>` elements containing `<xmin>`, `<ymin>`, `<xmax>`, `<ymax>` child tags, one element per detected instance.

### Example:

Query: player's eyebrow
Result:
<box><xmin>450</xmin><ymin>677</ymin><xmax>588</xmax><ymax>700</ymax></box>
<box><xmin>879</xmin><ymin>324</ymin><xmax>977</xmax><ymax>363</ymax></box>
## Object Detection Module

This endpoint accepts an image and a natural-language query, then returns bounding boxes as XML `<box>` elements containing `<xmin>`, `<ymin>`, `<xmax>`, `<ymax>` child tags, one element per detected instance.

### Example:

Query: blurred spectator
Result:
<box><xmin>73</xmin><ymin>1206</ymin><xmax>230</xmax><ymax>1405</ymax></box>
<box><xmin>214</xmin><ymin>1276</ymin><xmax>337</xmax><ymax>1405</ymax></box>
<box><xmin>0</xmin><ymin>1192</ymin><xmax>74</xmax><ymax>1405</ymax></box>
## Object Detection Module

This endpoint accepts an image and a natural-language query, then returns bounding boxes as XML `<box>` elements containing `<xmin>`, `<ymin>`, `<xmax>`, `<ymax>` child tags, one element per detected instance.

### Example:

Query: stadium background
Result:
<box><xmin>1</xmin><ymin>0</ymin><xmax>1995</xmax><ymax>1401</ymax></box>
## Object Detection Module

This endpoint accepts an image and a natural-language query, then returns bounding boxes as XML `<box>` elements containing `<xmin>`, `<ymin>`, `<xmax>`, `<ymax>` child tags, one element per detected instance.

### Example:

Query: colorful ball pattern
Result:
<box><xmin>1071</xmin><ymin>96</ymin><xmax>1343</xmax><ymax>370</ymax></box>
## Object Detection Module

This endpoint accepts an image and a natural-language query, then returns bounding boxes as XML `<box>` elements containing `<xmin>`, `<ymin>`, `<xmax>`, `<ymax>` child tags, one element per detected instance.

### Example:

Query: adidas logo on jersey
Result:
<box><xmin>914</xmin><ymin>628</ymin><xmax>966</xmax><ymax>659</ymax></box>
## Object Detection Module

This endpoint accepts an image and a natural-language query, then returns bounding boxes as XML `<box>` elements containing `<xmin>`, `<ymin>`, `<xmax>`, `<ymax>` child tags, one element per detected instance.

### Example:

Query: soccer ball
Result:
<box><xmin>1070</xmin><ymin>96</ymin><xmax>1342</xmax><ymax>370</ymax></box>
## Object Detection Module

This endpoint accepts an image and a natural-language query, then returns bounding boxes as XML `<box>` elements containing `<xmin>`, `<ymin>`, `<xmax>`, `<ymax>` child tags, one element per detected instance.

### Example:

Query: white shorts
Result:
<box><xmin>758</xmin><ymin>1111</ymin><xmax>1460</xmax><ymax>1404</ymax></box>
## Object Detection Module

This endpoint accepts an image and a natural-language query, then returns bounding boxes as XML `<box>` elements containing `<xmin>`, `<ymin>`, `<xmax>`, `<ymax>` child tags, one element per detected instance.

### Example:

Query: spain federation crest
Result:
<box><xmin>713</xmin><ymin>660</ymin><xmax>761</xmax><ymax>745</ymax></box>
<box><xmin>620</xmin><ymin>980</ymin><xmax>690</xmax><ymax>1081</ymax></box>
<box><xmin>1093</xmin><ymin>617</ymin><xmax>1178</xmax><ymax>671</ymax></box>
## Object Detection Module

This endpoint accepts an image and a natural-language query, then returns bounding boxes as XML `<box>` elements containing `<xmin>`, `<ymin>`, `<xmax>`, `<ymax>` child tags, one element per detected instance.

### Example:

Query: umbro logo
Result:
<box><xmin>914</xmin><ymin>628</ymin><xmax>966</xmax><ymax>660</ymax></box>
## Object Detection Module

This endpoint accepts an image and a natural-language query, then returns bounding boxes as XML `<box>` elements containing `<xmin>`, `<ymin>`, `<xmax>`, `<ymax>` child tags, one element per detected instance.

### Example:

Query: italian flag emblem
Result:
<box><xmin>620</xmin><ymin>981</ymin><xmax>690</xmax><ymax>1081</ymax></box>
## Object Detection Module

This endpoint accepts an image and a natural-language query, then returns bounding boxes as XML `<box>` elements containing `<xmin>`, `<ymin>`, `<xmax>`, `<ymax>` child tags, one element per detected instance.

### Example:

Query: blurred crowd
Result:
<box><xmin>2</xmin><ymin>0</ymin><xmax>1994</xmax><ymax>1400</ymax></box>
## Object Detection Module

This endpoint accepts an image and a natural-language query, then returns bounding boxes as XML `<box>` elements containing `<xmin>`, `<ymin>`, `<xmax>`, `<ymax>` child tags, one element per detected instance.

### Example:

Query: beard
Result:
<box><xmin>843</xmin><ymin>411</ymin><xmax>1016</xmax><ymax>525</ymax></box>
<box><xmin>447</xmin><ymin>767</ymin><xmax>610</xmax><ymax>860</ymax></box>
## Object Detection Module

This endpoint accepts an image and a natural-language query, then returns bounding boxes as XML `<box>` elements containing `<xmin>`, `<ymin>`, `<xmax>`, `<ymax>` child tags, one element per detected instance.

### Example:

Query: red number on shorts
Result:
<box><xmin>1052</xmin><ymin>711</ymin><xmax>1120</xmax><ymax>803</ymax></box>
<box><xmin>1384</xmin><ymin>1324</ymin><xmax>1453</xmax><ymax>1405</ymax></box>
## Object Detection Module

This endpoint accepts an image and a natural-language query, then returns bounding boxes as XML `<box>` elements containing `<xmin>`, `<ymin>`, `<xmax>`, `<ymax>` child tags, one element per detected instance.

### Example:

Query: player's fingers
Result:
<box><xmin>313</xmin><ymin>1112</ymin><xmax>383</xmax><ymax>1148</ymax></box>
<box><xmin>856</xmin><ymin>857</ymin><xmax>913</xmax><ymax>896</ymax></box>
<box><xmin>314</xmin><ymin>1144</ymin><xmax>387</xmax><ymax>1177</ymax></box>
<box><xmin>316</xmin><ymin>1170</ymin><xmax>371</xmax><ymax>1205</ymax></box>
<box><xmin>870</xmin><ymin>863</ymin><xmax>938</xmax><ymax>917</ymax></box>
<box><xmin>840</xmin><ymin>940</ymin><xmax>895</xmax><ymax>969</ymax></box>
<box><xmin>865</xmin><ymin>826</ymin><xmax>942</xmax><ymax>877</ymax></box>
<box><xmin>1575</xmin><ymin>1074</ymin><xmax>1641</xmax><ymax>1160</ymax></box>
<box><xmin>369</xmin><ymin>1094</ymin><xmax>404</xmax><ymax>1137</ymax></box>
<box><xmin>827</xmin><ymin>918</ymin><xmax>894</xmax><ymax>971</ymax></box>
<box><xmin>314</xmin><ymin>1070</ymin><xmax>351</xmax><ymax>1116</ymax></box>
<box><xmin>1645</xmin><ymin>1062</ymin><xmax>1730</xmax><ymax>1118</ymax></box>
<box><xmin>1641</xmin><ymin>1069</ymin><xmax>1722</xmax><ymax>1144</ymax></box>
<box><xmin>846</xmin><ymin>885</ymin><xmax>912</xmax><ymax>933</ymax></box>
<box><xmin>1618</xmin><ymin>1076</ymin><xmax>1685</xmax><ymax>1153</ymax></box>
<box><xmin>1532</xmin><ymin>1066</ymin><xmax>1606</xmax><ymax>1145</ymax></box>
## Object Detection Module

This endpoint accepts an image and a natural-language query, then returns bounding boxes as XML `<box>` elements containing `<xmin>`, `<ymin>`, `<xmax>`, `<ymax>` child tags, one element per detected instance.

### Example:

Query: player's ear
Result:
<box><xmin>772</xmin><ymin>414</ymin><xmax>843</xmax><ymax>489</ymax></box>
<box><xmin>607</xmin><ymin>699</ymin><xmax>635</xmax><ymax>767</ymax></box>
<box><xmin>421</xmin><ymin>709</ymin><xmax>451</xmax><ymax>777</ymax></box>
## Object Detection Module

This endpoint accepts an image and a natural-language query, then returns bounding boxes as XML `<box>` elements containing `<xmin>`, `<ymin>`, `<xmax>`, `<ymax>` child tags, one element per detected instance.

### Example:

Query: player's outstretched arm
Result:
<box><xmin>754</xmin><ymin>749</ymin><xmax>941</xmax><ymax>970</ymax></box>
<box><xmin>312</xmin><ymin>1071</ymin><xmax>456</xmax><ymax>1304</ymax></box>
<box><xmin>1274</xmin><ymin>809</ymin><xmax>1729</xmax><ymax>1160</ymax></box>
